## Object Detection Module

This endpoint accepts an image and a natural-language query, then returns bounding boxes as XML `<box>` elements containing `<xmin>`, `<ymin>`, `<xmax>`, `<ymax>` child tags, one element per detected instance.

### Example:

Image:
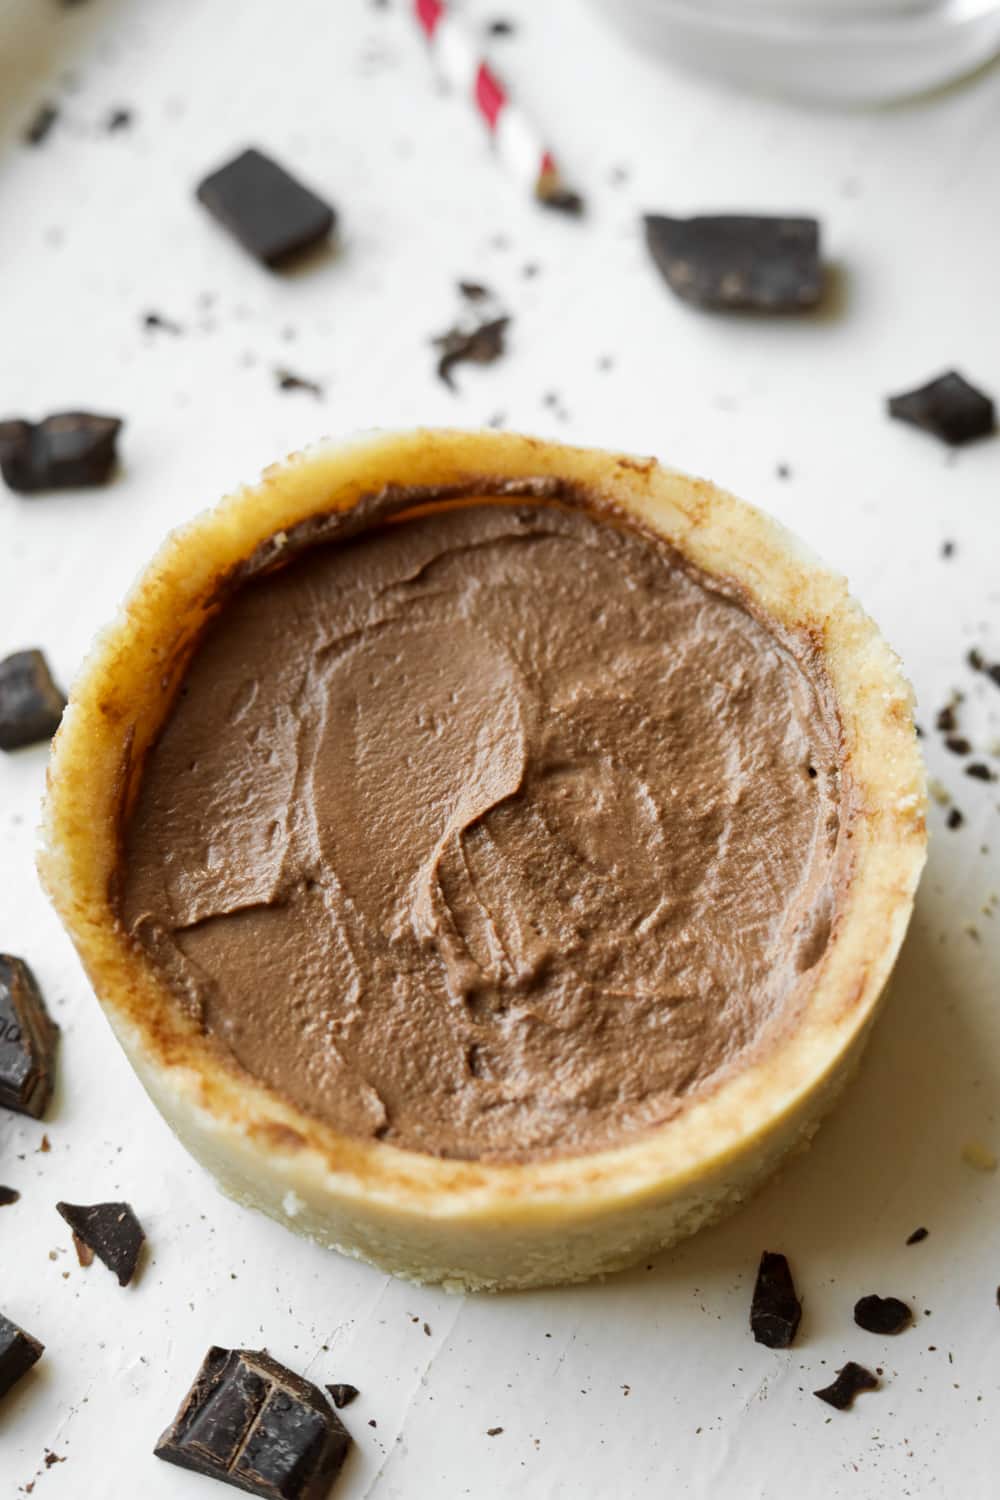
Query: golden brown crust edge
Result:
<box><xmin>38</xmin><ymin>428</ymin><xmax>927</xmax><ymax>1290</ymax></box>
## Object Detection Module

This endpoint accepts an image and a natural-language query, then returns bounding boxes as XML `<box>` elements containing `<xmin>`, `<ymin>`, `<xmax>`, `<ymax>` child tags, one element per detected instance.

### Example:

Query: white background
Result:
<box><xmin>1</xmin><ymin>1</ymin><xmax>999</xmax><ymax>1496</ymax></box>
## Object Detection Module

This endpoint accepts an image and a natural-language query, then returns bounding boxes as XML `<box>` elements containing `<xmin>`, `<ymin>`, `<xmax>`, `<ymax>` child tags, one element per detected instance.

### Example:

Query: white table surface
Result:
<box><xmin>2</xmin><ymin>1</ymin><xmax>999</xmax><ymax>1496</ymax></box>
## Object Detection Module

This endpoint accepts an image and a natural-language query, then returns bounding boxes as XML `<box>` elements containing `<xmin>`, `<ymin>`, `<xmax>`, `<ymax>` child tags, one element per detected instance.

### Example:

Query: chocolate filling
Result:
<box><xmin>122</xmin><ymin>491</ymin><xmax>847</xmax><ymax>1162</ymax></box>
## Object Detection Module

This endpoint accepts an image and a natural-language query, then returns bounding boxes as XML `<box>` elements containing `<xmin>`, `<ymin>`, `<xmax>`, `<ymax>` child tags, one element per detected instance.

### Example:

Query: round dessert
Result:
<box><xmin>40</xmin><ymin>429</ymin><xmax>926</xmax><ymax>1290</ymax></box>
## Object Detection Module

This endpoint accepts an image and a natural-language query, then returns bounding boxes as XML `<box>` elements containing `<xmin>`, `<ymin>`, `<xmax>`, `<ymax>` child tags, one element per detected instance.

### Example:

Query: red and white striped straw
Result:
<box><xmin>413</xmin><ymin>0</ymin><xmax>582</xmax><ymax>212</ymax></box>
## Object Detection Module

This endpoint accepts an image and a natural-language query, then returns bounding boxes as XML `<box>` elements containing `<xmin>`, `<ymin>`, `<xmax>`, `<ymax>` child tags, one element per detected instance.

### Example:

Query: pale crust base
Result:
<box><xmin>39</xmin><ymin>429</ymin><xmax>927</xmax><ymax>1291</ymax></box>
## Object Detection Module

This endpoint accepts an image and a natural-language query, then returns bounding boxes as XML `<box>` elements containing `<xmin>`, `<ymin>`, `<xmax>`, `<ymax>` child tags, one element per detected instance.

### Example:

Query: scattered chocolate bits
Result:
<box><xmin>0</xmin><ymin>651</ymin><xmax>66</xmax><ymax>751</ymax></box>
<box><xmin>458</xmin><ymin>280</ymin><xmax>492</xmax><ymax>301</ymax></box>
<box><xmin>24</xmin><ymin>103</ymin><xmax>59</xmax><ymax>147</ymax></box>
<box><xmin>196</xmin><ymin>148</ymin><xmax>336</xmax><ymax>269</ymax></box>
<box><xmin>936</xmin><ymin>704</ymin><xmax>958</xmax><ymax>733</ymax></box>
<box><xmin>325</xmin><ymin>1383</ymin><xmax>359</xmax><ymax>1409</ymax></box>
<box><xmin>946</xmin><ymin>809</ymin><xmax>964</xmax><ymax>830</ymax></box>
<box><xmin>888</xmin><ymin>371</ymin><xmax>995</xmax><ymax>447</ymax></box>
<box><xmin>0</xmin><ymin>1187</ymin><xmax>19</xmax><ymax>1207</ymax></box>
<box><xmin>945</xmin><ymin>735</ymin><xmax>972</xmax><ymax>756</ymax></box>
<box><xmin>644</xmin><ymin>214</ymin><xmax>823</xmax><ymax>312</ymax></box>
<box><xmin>434</xmin><ymin>316</ymin><xmax>510</xmax><ymax>391</ymax></box>
<box><xmin>538</xmin><ymin>186</ymin><xmax>585</xmax><ymax>217</ymax></box>
<box><xmin>0</xmin><ymin>1314</ymin><xmax>44</xmax><ymax>1400</ymax></box>
<box><xmin>966</xmin><ymin>762</ymin><xmax>996</xmax><ymax>782</ymax></box>
<box><xmin>0</xmin><ymin>412</ymin><xmax>122</xmax><ymax>493</ymax></box>
<box><xmin>486</xmin><ymin>18</ymin><xmax>515</xmax><ymax>36</ymax></box>
<box><xmin>143</xmin><ymin>311</ymin><xmax>183</xmax><ymax>335</ymax></box>
<box><xmin>750</xmin><ymin>1251</ymin><xmax>802</xmax><ymax>1348</ymax></box>
<box><xmin>487</xmin><ymin>1426</ymin><xmax>504</xmax><ymax>1436</ymax></box>
<box><xmin>71</xmin><ymin>1232</ymin><xmax>95</xmax><ymax>1268</ymax></box>
<box><xmin>0</xmin><ymin>956</ymin><xmax>58</xmax><ymax>1118</ymax></box>
<box><xmin>156</xmin><ymin>1346</ymin><xmax>351</xmax><ymax>1498</ymax></box>
<box><xmin>274</xmin><ymin>368</ymin><xmax>323</xmax><ymax>398</ymax></box>
<box><xmin>854</xmin><ymin>1295</ymin><xmax>912</xmax><ymax>1335</ymax></box>
<box><xmin>105</xmin><ymin>107</ymin><xmax>133</xmax><ymax>132</ymax></box>
<box><xmin>814</xmin><ymin>1361</ymin><xmax>879</xmax><ymax>1411</ymax></box>
<box><xmin>55</xmin><ymin>1202</ymin><xmax>145</xmax><ymax>1286</ymax></box>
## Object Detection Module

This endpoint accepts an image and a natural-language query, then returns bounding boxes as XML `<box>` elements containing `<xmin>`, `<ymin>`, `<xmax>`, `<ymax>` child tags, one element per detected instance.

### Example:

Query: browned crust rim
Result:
<box><xmin>38</xmin><ymin>428</ymin><xmax>927</xmax><ymax>1224</ymax></box>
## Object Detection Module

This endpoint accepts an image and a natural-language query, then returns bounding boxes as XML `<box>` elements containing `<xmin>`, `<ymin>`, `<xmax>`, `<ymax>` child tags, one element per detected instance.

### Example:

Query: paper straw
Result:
<box><xmin>413</xmin><ymin>0</ymin><xmax>582</xmax><ymax>212</ymax></box>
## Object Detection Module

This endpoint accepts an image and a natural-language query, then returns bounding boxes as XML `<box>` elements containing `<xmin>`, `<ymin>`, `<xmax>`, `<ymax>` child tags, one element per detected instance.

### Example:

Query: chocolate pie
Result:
<box><xmin>40</xmin><ymin>430</ymin><xmax>926</xmax><ymax>1290</ymax></box>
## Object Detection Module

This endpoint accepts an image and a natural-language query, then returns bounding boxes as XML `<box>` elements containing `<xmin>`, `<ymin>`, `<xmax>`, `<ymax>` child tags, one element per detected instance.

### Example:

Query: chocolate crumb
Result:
<box><xmin>275</xmin><ymin>368</ymin><xmax>324</xmax><ymax>398</ymax></box>
<box><xmin>776</xmin><ymin>463</ymin><xmax>792</xmax><ymax>480</ymax></box>
<box><xmin>941</xmin><ymin>540</ymin><xmax>956</xmax><ymax>558</ymax></box>
<box><xmin>0</xmin><ymin>1187</ymin><xmax>20</xmax><ymax>1206</ymax></box>
<box><xmin>486</xmin><ymin>19</ymin><xmax>515</xmax><ymax>36</ymax></box>
<box><xmin>24</xmin><ymin>103</ymin><xmax>59</xmax><ymax>147</ymax></box>
<box><xmin>43</xmin><ymin>1452</ymin><xmax>64</xmax><ymax>1468</ymax></box>
<box><xmin>143</xmin><ymin>311</ymin><xmax>183</xmax><ymax>335</ymax></box>
<box><xmin>854</xmin><ymin>1295</ymin><xmax>912</xmax><ymax>1335</ymax></box>
<box><xmin>71</xmin><ymin>1231</ymin><xmax>95</xmax><ymax>1268</ymax></box>
<box><xmin>966</xmin><ymin>762</ymin><xmax>996</xmax><ymax>782</ymax></box>
<box><xmin>105</xmin><ymin>107</ymin><xmax>133</xmax><ymax>132</ymax></box>
<box><xmin>888</xmin><ymin>371</ymin><xmax>995</xmax><ymax>446</ymax></box>
<box><xmin>539</xmin><ymin>187</ymin><xmax>585</xmax><ymax>217</ymax></box>
<box><xmin>433</xmin><ymin>316</ymin><xmax>510</xmax><ymax>391</ymax></box>
<box><xmin>0</xmin><ymin>652</ymin><xmax>66</xmax><ymax>751</ymax></box>
<box><xmin>458</xmin><ymin>280</ymin><xmax>492</xmax><ymax>301</ymax></box>
<box><xmin>968</xmin><ymin>648</ymin><xmax>985</xmax><ymax>672</ymax></box>
<box><xmin>750</xmin><ymin>1251</ymin><xmax>801</xmax><ymax>1348</ymax></box>
<box><xmin>947</xmin><ymin>808</ymin><xmax>965</xmax><ymax>830</ymax></box>
<box><xmin>39</xmin><ymin>1134</ymin><xmax>50</xmax><ymax>1153</ymax></box>
<box><xmin>368</xmin><ymin>1418</ymin><xmax>377</xmax><ymax>1428</ymax></box>
<box><xmin>945</xmin><ymin>735</ymin><xmax>972</xmax><ymax>756</ymax></box>
<box><xmin>487</xmin><ymin>1427</ymin><xmax>504</xmax><ymax>1436</ymax></box>
<box><xmin>56</xmin><ymin>1201</ymin><xmax>145</xmax><ymax>1286</ymax></box>
<box><xmin>813</xmin><ymin>1361</ymin><xmax>879</xmax><ymax>1410</ymax></box>
<box><xmin>936</xmin><ymin>704</ymin><xmax>957</xmax><ymax>733</ymax></box>
<box><xmin>423</xmin><ymin>1322</ymin><xmax>431</xmax><ymax>1336</ymax></box>
<box><xmin>325</xmin><ymin>1383</ymin><xmax>359</xmax><ymax>1409</ymax></box>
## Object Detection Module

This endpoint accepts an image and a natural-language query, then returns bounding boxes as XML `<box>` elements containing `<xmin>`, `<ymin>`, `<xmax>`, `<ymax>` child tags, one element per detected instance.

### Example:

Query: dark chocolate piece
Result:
<box><xmin>936</xmin><ymin>704</ymin><xmax>957</xmax><ymax>732</ymax></box>
<box><xmin>0</xmin><ymin>1313</ymin><xmax>44</xmax><ymax>1400</ymax></box>
<box><xmin>945</xmin><ymin>735</ymin><xmax>971</xmax><ymax>756</ymax></box>
<box><xmin>324</xmin><ymin>1383</ymin><xmax>359</xmax><ymax>1409</ymax></box>
<box><xmin>813</xmin><ymin>1361</ymin><xmax>879</xmax><ymax>1410</ymax></box>
<box><xmin>888</xmin><ymin>371</ymin><xmax>995</xmax><ymax>446</ymax></box>
<box><xmin>946</xmin><ymin>809</ymin><xmax>964</xmax><ymax>830</ymax></box>
<box><xmin>487</xmin><ymin>1426</ymin><xmax>504</xmax><ymax>1435</ymax></box>
<box><xmin>275</xmin><ymin>369</ymin><xmax>323</xmax><ymax>398</ymax></box>
<box><xmin>24</xmin><ymin>103</ymin><xmax>59</xmax><ymax>147</ymax></box>
<box><xmin>156</xmin><ymin>1346</ymin><xmax>351</xmax><ymax>1499</ymax></box>
<box><xmin>0</xmin><ymin>955</ymin><xmax>58</xmax><ymax>1117</ymax></box>
<box><xmin>967</xmin><ymin>762</ymin><xmax>996</xmax><ymax>781</ymax></box>
<box><xmin>0</xmin><ymin>651</ymin><xmax>66</xmax><ymax>751</ymax></box>
<box><xmin>854</xmin><ymin>1294</ymin><xmax>912</xmax><ymax>1335</ymax></box>
<box><xmin>0</xmin><ymin>411</ymin><xmax>122</xmax><ymax>492</ymax></box>
<box><xmin>644</xmin><ymin>214</ymin><xmax>823</xmax><ymax>312</ymax></box>
<box><xmin>0</xmin><ymin>1186</ymin><xmax>19</xmax><ymax>1206</ymax></box>
<box><xmin>55</xmin><ymin>1201</ymin><xmax>145</xmax><ymax>1286</ymax></box>
<box><xmin>105</xmin><ymin>107</ymin><xmax>133</xmax><ymax>132</ymax></box>
<box><xmin>433</xmin><ymin>316</ymin><xmax>509</xmax><ymax>390</ymax></box>
<box><xmin>196</xmin><ymin>149</ymin><xmax>336</xmax><ymax>269</ymax></box>
<box><xmin>750</xmin><ymin>1251</ymin><xmax>801</xmax><ymax>1348</ymax></box>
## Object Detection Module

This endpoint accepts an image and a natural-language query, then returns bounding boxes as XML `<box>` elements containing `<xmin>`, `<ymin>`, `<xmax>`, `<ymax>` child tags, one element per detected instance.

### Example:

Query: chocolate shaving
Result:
<box><xmin>0</xmin><ymin>412</ymin><xmax>122</xmax><ymax>493</ymax></box>
<box><xmin>0</xmin><ymin>956</ymin><xmax>58</xmax><ymax>1118</ymax></box>
<box><xmin>644</xmin><ymin>214</ymin><xmax>823</xmax><ymax>312</ymax></box>
<box><xmin>433</xmin><ymin>316</ymin><xmax>510</xmax><ymax>391</ymax></box>
<box><xmin>156</xmin><ymin>1346</ymin><xmax>351</xmax><ymax>1498</ymax></box>
<box><xmin>196</xmin><ymin>148</ymin><xmax>336</xmax><ymax>269</ymax></box>
<box><xmin>750</xmin><ymin>1251</ymin><xmax>802</xmax><ymax>1348</ymax></box>
<box><xmin>813</xmin><ymin>1361</ymin><xmax>879</xmax><ymax>1410</ymax></box>
<box><xmin>888</xmin><ymin>371</ymin><xmax>995</xmax><ymax>447</ymax></box>
<box><xmin>325</xmin><ymin>1383</ymin><xmax>359</xmax><ymax>1409</ymax></box>
<box><xmin>854</xmin><ymin>1295</ymin><xmax>912</xmax><ymax>1335</ymax></box>
<box><xmin>55</xmin><ymin>1201</ymin><xmax>145</xmax><ymax>1286</ymax></box>
<box><xmin>0</xmin><ymin>651</ymin><xmax>66</xmax><ymax>751</ymax></box>
<box><xmin>0</xmin><ymin>1314</ymin><xmax>44</xmax><ymax>1400</ymax></box>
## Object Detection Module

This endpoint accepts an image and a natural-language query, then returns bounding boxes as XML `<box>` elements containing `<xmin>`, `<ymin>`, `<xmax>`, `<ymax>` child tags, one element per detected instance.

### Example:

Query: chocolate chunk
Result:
<box><xmin>0</xmin><ymin>651</ymin><xmax>66</xmax><ymax>751</ymax></box>
<box><xmin>967</xmin><ymin>762</ymin><xmax>996</xmax><ymax>782</ymax></box>
<box><xmin>24</xmin><ymin>103</ymin><xmax>59</xmax><ymax>147</ymax></box>
<box><xmin>750</xmin><ymin>1251</ymin><xmax>801</xmax><ymax>1348</ymax></box>
<box><xmin>644</xmin><ymin>214</ymin><xmax>823</xmax><ymax>312</ymax></box>
<box><xmin>0</xmin><ymin>1187</ymin><xmax>19</xmax><ymax>1206</ymax></box>
<box><xmin>888</xmin><ymin>371</ymin><xmax>995</xmax><ymax>446</ymax></box>
<box><xmin>0</xmin><ymin>412</ymin><xmax>122</xmax><ymax>492</ymax></box>
<box><xmin>156</xmin><ymin>1346</ymin><xmax>351</xmax><ymax>1498</ymax></box>
<box><xmin>433</xmin><ymin>316</ymin><xmax>509</xmax><ymax>390</ymax></box>
<box><xmin>945</xmin><ymin>735</ymin><xmax>972</xmax><ymax>756</ymax></box>
<box><xmin>275</xmin><ymin>369</ymin><xmax>323</xmax><ymax>398</ymax></box>
<box><xmin>946</xmin><ymin>808</ymin><xmax>964</xmax><ymax>830</ymax></box>
<box><xmin>0</xmin><ymin>1314</ymin><xmax>44</xmax><ymax>1400</ymax></box>
<box><xmin>0</xmin><ymin>956</ymin><xmax>58</xmax><ymax>1118</ymax></box>
<box><xmin>55</xmin><ymin>1202</ymin><xmax>145</xmax><ymax>1286</ymax></box>
<box><xmin>854</xmin><ymin>1294</ymin><xmax>912</xmax><ymax>1335</ymax></box>
<box><xmin>936</xmin><ymin>704</ymin><xmax>957</xmax><ymax>733</ymax></box>
<box><xmin>196</xmin><ymin>149</ymin><xmax>336</xmax><ymax>269</ymax></box>
<box><xmin>813</xmin><ymin>1361</ymin><xmax>879</xmax><ymax>1410</ymax></box>
<box><xmin>324</xmin><ymin>1383</ymin><xmax>359</xmax><ymax>1409</ymax></box>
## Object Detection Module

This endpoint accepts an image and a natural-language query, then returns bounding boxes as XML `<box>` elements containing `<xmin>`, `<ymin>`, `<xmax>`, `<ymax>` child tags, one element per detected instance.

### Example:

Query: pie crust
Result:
<box><xmin>39</xmin><ymin>429</ymin><xmax>927</xmax><ymax>1291</ymax></box>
